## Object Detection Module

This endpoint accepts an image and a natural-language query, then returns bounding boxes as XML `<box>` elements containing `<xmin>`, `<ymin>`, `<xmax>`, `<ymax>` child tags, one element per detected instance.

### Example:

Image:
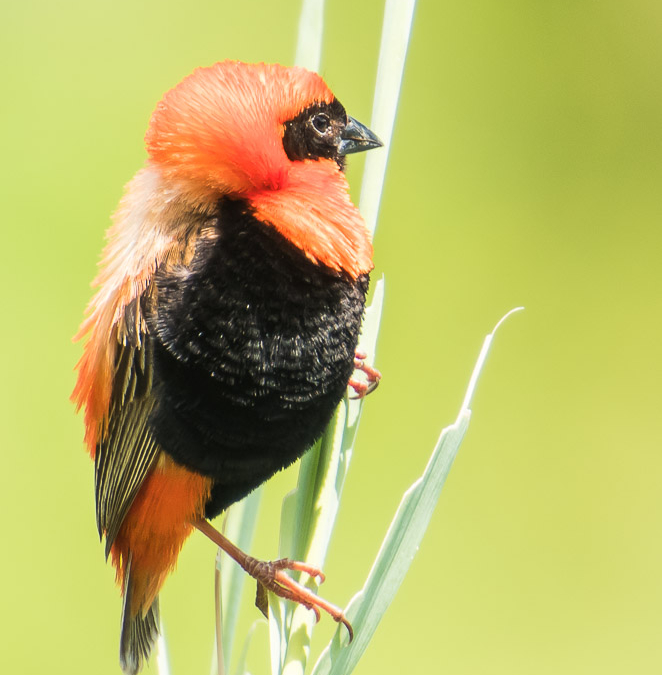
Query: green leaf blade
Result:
<box><xmin>294</xmin><ymin>0</ymin><xmax>326</xmax><ymax>72</ymax></box>
<box><xmin>359</xmin><ymin>0</ymin><xmax>418</xmax><ymax>236</ymax></box>
<box><xmin>310</xmin><ymin>412</ymin><xmax>470</xmax><ymax>675</ymax></box>
<box><xmin>311</xmin><ymin>308</ymin><xmax>523</xmax><ymax>675</ymax></box>
<box><xmin>214</xmin><ymin>488</ymin><xmax>263</xmax><ymax>675</ymax></box>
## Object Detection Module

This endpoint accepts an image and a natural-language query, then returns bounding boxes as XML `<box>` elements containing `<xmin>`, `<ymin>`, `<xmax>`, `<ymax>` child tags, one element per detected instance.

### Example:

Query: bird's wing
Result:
<box><xmin>71</xmin><ymin>167</ymin><xmax>212</xmax><ymax>553</ymax></box>
<box><xmin>94</xmin><ymin>299</ymin><xmax>160</xmax><ymax>555</ymax></box>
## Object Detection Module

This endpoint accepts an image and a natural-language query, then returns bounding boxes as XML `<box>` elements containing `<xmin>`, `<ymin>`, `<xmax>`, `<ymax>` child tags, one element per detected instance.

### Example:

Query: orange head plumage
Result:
<box><xmin>146</xmin><ymin>61</ymin><xmax>335</xmax><ymax>195</ymax></box>
<box><xmin>144</xmin><ymin>60</ymin><xmax>375</xmax><ymax>277</ymax></box>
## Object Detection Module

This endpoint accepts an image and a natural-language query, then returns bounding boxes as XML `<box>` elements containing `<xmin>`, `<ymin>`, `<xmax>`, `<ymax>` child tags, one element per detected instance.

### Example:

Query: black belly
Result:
<box><xmin>147</xmin><ymin>198</ymin><xmax>369</xmax><ymax>518</ymax></box>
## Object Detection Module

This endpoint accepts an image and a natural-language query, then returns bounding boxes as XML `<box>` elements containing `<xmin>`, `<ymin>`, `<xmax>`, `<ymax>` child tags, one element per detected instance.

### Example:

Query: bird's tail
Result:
<box><xmin>119</xmin><ymin>556</ymin><xmax>161</xmax><ymax>675</ymax></box>
<box><xmin>109</xmin><ymin>459</ymin><xmax>212</xmax><ymax>674</ymax></box>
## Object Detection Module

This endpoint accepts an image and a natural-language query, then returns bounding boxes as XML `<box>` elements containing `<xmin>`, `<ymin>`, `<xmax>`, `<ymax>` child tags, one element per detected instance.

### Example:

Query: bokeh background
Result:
<box><xmin>3</xmin><ymin>0</ymin><xmax>661</xmax><ymax>673</ymax></box>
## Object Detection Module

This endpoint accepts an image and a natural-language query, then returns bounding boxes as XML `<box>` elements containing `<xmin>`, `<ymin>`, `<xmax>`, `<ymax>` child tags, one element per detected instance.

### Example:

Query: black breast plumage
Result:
<box><xmin>146</xmin><ymin>197</ymin><xmax>369</xmax><ymax>517</ymax></box>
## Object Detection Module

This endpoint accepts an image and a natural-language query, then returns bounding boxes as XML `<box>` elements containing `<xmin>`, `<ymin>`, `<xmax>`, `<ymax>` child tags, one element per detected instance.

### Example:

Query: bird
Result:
<box><xmin>72</xmin><ymin>60</ymin><xmax>382</xmax><ymax>675</ymax></box>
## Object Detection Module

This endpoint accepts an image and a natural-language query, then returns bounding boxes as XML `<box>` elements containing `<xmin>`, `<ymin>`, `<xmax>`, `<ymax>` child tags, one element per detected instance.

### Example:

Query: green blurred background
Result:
<box><xmin>3</xmin><ymin>0</ymin><xmax>661</xmax><ymax>673</ymax></box>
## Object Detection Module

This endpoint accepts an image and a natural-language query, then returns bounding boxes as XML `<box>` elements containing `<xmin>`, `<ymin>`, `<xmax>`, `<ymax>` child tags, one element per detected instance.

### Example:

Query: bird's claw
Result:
<box><xmin>349</xmin><ymin>349</ymin><xmax>381</xmax><ymax>399</ymax></box>
<box><xmin>248</xmin><ymin>557</ymin><xmax>353</xmax><ymax>641</ymax></box>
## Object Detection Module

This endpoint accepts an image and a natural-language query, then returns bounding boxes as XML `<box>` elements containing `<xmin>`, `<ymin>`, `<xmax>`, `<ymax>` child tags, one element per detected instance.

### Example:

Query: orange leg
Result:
<box><xmin>193</xmin><ymin>518</ymin><xmax>354</xmax><ymax>641</ymax></box>
<box><xmin>348</xmin><ymin>349</ymin><xmax>381</xmax><ymax>399</ymax></box>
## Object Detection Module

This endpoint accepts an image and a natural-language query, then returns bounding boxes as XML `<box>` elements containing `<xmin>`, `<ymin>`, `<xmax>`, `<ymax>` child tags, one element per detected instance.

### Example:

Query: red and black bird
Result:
<box><xmin>73</xmin><ymin>60</ymin><xmax>382</xmax><ymax>674</ymax></box>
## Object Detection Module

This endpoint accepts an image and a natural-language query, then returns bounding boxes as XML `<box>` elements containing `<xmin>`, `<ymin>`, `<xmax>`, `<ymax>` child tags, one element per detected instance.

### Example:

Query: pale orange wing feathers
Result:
<box><xmin>72</xmin><ymin>166</ymin><xmax>215</xmax><ymax>455</ymax></box>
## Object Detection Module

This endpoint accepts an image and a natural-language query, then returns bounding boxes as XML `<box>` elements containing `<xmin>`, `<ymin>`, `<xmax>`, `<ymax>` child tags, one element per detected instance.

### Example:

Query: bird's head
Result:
<box><xmin>145</xmin><ymin>60</ymin><xmax>381</xmax><ymax>200</ymax></box>
<box><xmin>144</xmin><ymin>60</ymin><xmax>381</xmax><ymax>277</ymax></box>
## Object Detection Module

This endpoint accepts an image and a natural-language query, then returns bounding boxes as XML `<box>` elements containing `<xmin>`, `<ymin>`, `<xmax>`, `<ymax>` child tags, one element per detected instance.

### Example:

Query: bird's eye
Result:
<box><xmin>311</xmin><ymin>113</ymin><xmax>330</xmax><ymax>134</ymax></box>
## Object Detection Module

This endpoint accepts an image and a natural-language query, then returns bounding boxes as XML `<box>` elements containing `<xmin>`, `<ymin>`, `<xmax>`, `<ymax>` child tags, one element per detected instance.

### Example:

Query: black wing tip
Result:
<box><xmin>119</xmin><ymin>560</ymin><xmax>160</xmax><ymax>675</ymax></box>
<box><xmin>119</xmin><ymin>599</ymin><xmax>160</xmax><ymax>675</ymax></box>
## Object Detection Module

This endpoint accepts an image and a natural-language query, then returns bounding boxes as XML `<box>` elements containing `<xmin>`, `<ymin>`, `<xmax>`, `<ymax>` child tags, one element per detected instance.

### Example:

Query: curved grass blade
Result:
<box><xmin>294</xmin><ymin>0</ymin><xmax>326</xmax><ymax>71</ymax></box>
<box><xmin>223</xmin><ymin>490</ymin><xmax>263</xmax><ymax>673</ymax></box>
<box><xmin>311</xmin><ymin>308</ymin><xmax>524</xmax><ymax>675</ymax></box>
<box><xmin>360</xmin><ymin>0</ymin><xmax>418</xmax><ymax>236</ymax></box>
<box><xmin>210</xmin><ymin>488</ymin><xmax>263</xmax><ymax>675</ymax></box>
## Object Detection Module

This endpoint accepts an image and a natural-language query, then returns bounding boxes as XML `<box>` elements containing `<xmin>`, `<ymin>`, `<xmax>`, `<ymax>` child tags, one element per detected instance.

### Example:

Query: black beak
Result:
<box><xmin>338</xmin><ymin>116</ymin><xmax>383</xmax><ymax>156</ymax></box>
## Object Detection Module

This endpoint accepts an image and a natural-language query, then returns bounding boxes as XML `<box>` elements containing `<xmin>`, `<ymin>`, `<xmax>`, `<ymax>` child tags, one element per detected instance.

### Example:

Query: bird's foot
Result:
<box><xmin>194</xmin><ymin>519</ymin><xmax>353</xmax><ymax>641</ymax></box>
<box><xmin>348</xmin><ymin>349</ymin><xmax>381</xmax><ymax>399</ymax></box>
<box><xmin>249</xmin><ymin>557</ymin><xmax>353</xmax><ymax>641</ymax></box>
